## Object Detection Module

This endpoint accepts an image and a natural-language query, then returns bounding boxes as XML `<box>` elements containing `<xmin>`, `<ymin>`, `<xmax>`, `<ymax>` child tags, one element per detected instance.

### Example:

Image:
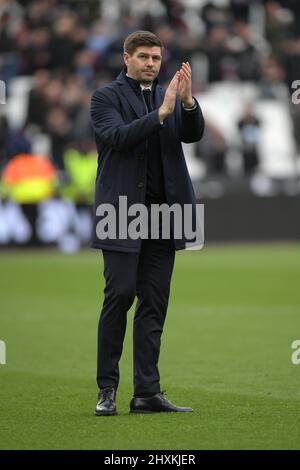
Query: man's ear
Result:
<box><xmin>123</xmin><ymin>52</ymin><xmax>130</xmax><ymax>66</ymax></box>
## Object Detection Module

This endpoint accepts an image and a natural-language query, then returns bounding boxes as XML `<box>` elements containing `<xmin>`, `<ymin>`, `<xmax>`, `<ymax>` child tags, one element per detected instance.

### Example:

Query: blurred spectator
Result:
<box><xmin>160</xmin><ymin>0</ymin><xmax>187</xmax><ymax>31</ymax></box>
<box><xmin>280</xmin><ymin>0</ymin><xmax>300</xmax><ymax>34</ymax></box>
<box><xmin>43</xmin><ymin>77</ymin><xmax>64</xmax><ymax>108</ymax></box>
<box><xmin>201</xmin><ymin>2</ymin><xmax>231</xmax><ymax>32</ymax></box>
<box><xmin>23</xmin><ymin>0</ymin><xmax>56</xmax><ymax>29</ymax></box>
<box><xmin>154</xmin><ymin>24</ymin><xmax>182</xmax><ymax>83</ymax></box>
<box><xmin>1</xmin><ymin>152</ymin><xmax>57</xmax><ymax>203</ymax></box>
<box><xmin>265</xmin><ymin>1</ymin><xmax>294</xmax><ymax>60</ymax></box>
<box><xmin>60</xmin><ymin>75</ymin><xmax>83</xmax><ymax>120</ymax></box>
<box><xmin>72</xmin><ymin>91</ymin><xmax>94</xmax><ymax>142</ymax></box>
<box><xmin>0</xmin><ymin>11</ymin><xmax>20</xmax><ymax>84</ymax></box>
<box><xmin>238</xmin><ymin>105</ymin><xmax>261</xmax><ymax>175</ymax></box>
<box><xmin>19</xmin><ymin>26</ymin><xmax>52</xmax><ymax>74</ymax></box>
<box><xmin>0</xmin><ymin>114</ymin><xmax>31</xmax><ymax>167</ymax></box>
<box><xmin>259</xmin><ymin>55</ymin><xmax>289</xmax><ymax>101</ymax></box>
<box><xmin>195</xmin><ymin>121</ymin><xmax>228</xmax><ymax>175</ymax></box>
<box><xmin>0</xmin><ymin>0</ymin><xmax>23</xmax><ymax>25</ymax></box>
<box><xmin>0</xmin><ymin>11</ymin><xmax>14</xmax><ymax>53</ymax></box>
<box><xmin>283</xmin><ymin>37</ymin><xmax>300</xmax><ymax>89</ymax></box>
<box><xmin>228</xmin><ymin>21</ymin><xmax>262</xmax><ymax>81</ymax></box>
<box><xmin>230</xmin><ymin>0</ymin><xmax>250</xmax><ymax>22</ymax></box>
<box><xmin>45</xmin><ymin>107</ymin><xmax>72</xmax><ymax>170</ymax></box>
<box><xmin>87</xmin><ymin>19</ymin><xmax>115</xmax><ymax>56</ymax></box>
<box><xmin>203</xmin><ymin>26</ymin><xmax>234</xmax><ymax>82</ymax></box>
<box><xmin>74</xmin><ymin>49</ymin><xmax>95</xmax><ymax>89</ymax></box>
<box><xmin>50</xmin><ymin>11</ymin><xmax>87</xmax><ymax>71</ymax></box>
<box><xmin>0</xmin><ymin>115</ymin><xmax>9</xmax><ymax>168</ymax></box>
<box><xmin>291</xmin><ymin>102</ymin><xmax>300</xmax><ymax>155</ymax></box>
<box><xmin>6</xmin><ymin>127</ymin><xmax>32</xmax><ymax>160</ymax></box>
<box><xmin>25</xmin><ymin>68</ymin><xmax>50</xmax><ymax>131</ymax></box>
<box><xmin>61</xmin><ymin>144</ymin><xmax>97</xmax><ymax>203</ymax></box>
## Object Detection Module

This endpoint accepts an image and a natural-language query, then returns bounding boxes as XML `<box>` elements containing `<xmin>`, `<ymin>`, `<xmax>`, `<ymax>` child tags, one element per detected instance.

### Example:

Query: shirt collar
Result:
<box><xmin>126</xmin><ymin>73</ymin><xmax>152</xmax><ymax>91</ymax></box>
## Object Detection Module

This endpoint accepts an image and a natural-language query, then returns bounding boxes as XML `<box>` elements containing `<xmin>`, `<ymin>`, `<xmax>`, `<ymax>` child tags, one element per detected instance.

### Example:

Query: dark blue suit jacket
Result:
<box><xmin>90</xmin><ymin>69</ymin><xmax>205</xmax><ymax>252</ymax></box>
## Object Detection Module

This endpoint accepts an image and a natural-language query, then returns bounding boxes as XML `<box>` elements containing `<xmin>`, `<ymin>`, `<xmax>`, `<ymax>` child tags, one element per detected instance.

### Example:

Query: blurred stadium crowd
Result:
<box><xmin>0</xmin><ymin>0</ymin><xmax>300</xmax><ymax>205</ymax></box>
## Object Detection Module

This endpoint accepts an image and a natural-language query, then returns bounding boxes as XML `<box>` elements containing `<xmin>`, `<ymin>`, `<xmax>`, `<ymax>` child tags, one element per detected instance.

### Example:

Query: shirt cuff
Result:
<box><xmin>182</xmin><ymin>98</ymin><xmax>197</xmax><ymax>111</ymax></box>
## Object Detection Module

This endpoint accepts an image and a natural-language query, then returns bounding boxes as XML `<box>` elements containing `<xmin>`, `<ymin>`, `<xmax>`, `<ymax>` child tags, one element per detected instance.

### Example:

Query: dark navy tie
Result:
<box><xmin>142</xmin><ymin>89</ymin><xmax>152</xmax><ymax>112</ymax></box>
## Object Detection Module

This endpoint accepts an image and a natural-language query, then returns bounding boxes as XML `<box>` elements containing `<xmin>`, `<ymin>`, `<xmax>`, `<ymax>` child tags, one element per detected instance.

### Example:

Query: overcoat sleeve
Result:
<box><xmin>177</xmin><ymin>98</ymin><xmax>205</xmax><ymax>144</ymax></box>
<box><xmin>90</xmin><ymin>89</ymin><xmax>163</xmax><ymax>152</ymax></box>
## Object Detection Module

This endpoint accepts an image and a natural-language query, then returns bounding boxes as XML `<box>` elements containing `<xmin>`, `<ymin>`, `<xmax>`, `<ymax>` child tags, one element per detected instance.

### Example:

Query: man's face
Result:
<box><xmin>124</xmin><ymin>46</ymin><xmax>162</xmax><ymax>85</ymax></box>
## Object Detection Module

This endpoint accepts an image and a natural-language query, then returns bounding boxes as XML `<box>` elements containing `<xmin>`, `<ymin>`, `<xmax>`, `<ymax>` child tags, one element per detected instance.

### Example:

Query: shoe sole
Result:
<box><xmin>94</xmin><ymin>411</ymin><xmax>118</xmax><ymax>416</ymax></box>
<box><xmin>130</xmin><ymin>409</ymin><xmax>192</xmax><ymax>413</ymax></box>
<box><xmin>130</xmin><ymin>409</ymin><xmax>155</xmax><ymax>414</ymax></box>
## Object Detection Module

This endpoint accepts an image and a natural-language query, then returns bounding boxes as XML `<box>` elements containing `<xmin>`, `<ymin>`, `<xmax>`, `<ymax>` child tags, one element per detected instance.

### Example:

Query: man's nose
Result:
<box><xmin>146</xmin><ymin>57</ymin><xmax>154</xmax><ymax>67</ymax></box>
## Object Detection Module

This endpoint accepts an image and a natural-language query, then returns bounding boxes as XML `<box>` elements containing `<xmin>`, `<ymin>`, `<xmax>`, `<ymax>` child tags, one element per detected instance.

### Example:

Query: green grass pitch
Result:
<box><xmin>0</xmin><ymin>243</ymin><xmax>300</xmax><ymax>449</ymax></box>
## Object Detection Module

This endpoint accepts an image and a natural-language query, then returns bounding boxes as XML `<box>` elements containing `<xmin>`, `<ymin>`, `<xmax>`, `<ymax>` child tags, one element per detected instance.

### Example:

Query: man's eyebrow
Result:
<box><xmin>138</xmin><ymin>53</ymin><xmax>162</xmax><ymax>59</ymax></box>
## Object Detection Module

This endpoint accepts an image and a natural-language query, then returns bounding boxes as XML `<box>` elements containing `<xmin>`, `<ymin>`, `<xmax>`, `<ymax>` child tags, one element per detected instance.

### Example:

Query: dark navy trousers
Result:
<box><xmin>97</xmin><ymin>237</ymin><xmax>175</xmax><ymax>395</ymax></box>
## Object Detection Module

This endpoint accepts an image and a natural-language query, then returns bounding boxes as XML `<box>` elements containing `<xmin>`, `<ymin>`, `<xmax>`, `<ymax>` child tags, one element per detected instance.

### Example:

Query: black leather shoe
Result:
<box><xmin>95</xmin><ymin>387</ymin><xmax>117</xmax><ymax>416</ymax></box>
<box><xmin>130</xmin><ymin>392</ymin><xmax>193</xmax><ymax>413</ymax></box>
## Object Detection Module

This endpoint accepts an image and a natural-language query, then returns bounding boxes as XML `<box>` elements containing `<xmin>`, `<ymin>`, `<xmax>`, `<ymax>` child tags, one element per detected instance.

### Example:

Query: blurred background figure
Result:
<box><xmin>195</xmin><ymin>120</ymin><xmax>228</xmax><ymax>176</ymax></box>
<box><xmin>238</xmin><ymin>105</ymin><xmax>261</xmax><ymax>175</ymax></box>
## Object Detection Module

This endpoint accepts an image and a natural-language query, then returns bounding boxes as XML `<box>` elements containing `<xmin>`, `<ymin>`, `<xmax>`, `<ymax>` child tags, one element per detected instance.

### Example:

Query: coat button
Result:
<box><xmin>138</xmin><ymin>182</ymin><xmax>144</xmax><ymax>188</ymax></box>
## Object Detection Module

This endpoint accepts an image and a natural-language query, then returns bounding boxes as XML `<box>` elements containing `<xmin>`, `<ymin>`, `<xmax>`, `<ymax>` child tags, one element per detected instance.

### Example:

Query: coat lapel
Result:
<box><xmin>154</xmin><ymin>85</ymin><xmax>164</xmax><ymax>110</ymax></box>
<box><xmin>116</xmin><ymin>74</ymin><xmax>144</xmax><ymax>119</ymax></box>
<box><xmin>115</xmin><ymin>70</ymin><xmax>165</xmax><ymax>119</ymax></box>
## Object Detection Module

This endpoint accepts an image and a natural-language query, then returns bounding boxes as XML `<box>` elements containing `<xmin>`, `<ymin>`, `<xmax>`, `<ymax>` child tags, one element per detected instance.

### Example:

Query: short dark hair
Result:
<box><xmin>123</xmin><ymin>30</ymin><xmax>163</xmax><ymax>55</ymax></box>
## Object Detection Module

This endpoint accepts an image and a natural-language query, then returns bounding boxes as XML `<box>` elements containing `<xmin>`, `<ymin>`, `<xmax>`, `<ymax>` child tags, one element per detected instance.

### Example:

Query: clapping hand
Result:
<box><xmin>178</xmin><ymin>62</ymin><xmax>194</xmax><ymax>108</ymax></box>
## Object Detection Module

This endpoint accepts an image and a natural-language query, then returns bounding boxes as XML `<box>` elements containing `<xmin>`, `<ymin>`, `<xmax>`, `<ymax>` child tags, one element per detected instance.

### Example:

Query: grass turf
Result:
<box><xmin>0</xmin><ymin>243</ymin><xmax>300</xmax><ymax>450</ymax></box>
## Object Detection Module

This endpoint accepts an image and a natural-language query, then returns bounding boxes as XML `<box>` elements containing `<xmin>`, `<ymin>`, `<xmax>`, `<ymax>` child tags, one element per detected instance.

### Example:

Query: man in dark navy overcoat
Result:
<box><xmin>90</xmin><ymin>30</ymin><xmax>205</xmax><ymax>415</ymax></box>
